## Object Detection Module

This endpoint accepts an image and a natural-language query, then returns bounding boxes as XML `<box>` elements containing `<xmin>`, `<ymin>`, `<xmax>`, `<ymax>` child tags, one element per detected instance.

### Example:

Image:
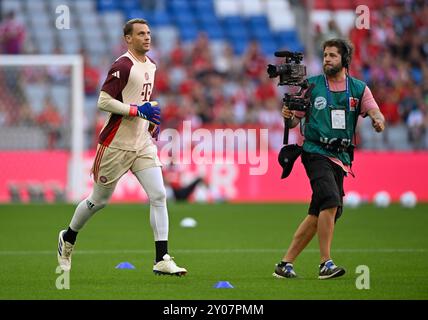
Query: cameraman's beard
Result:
<box><xmin>323</xmin><ymin>64</ymin><xmax>342</xmax><ymax>76</ymax></box>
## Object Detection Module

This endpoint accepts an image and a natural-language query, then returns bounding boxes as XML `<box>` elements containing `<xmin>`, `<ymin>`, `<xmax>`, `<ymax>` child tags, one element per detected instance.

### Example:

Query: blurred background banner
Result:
<box><xmin>0</xmin><ymin>0</ymin><xmax>427</xmax><ymax>203</ymax></box>
<box><xmin>1</xmin><ymin>150</ymin><xmax>427</xmax><ymax>202</ymax></box>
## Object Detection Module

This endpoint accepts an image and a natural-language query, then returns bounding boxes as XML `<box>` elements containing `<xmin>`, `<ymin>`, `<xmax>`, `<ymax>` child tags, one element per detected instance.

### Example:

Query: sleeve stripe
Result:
<box><xmin>92</xmin><ymin>144</ymin><xmax>106</xmax><ymax>183</ymax></box>
<box><xmin>98</xmin><ymin>114</ymin><xmax>123</xmax><ymax>146</ymax></box>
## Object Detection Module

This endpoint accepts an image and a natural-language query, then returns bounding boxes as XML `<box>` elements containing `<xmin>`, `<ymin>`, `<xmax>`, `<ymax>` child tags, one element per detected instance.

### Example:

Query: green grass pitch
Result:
<box><xmin>0</xmin><ymin>203</ymin><xmax>427</xmax><ymax>300</ymax></box>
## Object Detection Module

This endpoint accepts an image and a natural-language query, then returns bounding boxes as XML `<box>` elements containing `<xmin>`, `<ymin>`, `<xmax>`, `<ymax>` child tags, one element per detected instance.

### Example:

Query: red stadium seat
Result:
<box><xmin>312</xmin><ymin>0</ymin><xmax>384</xmax><ymax>11</ymax></box>
<box><xmin>369</xmin><ymin>0</ymin><xmax>384</xmax><ymax>10</ymax></box>
<box><xmin>330</xmin><ymin>0</ymin><xmax>355</xmax><ymax>10</ymax></box>
<box><xmin>313</xmin><ymin>0</ymin><xmax>330</xmax><ymax>10</ymax></box>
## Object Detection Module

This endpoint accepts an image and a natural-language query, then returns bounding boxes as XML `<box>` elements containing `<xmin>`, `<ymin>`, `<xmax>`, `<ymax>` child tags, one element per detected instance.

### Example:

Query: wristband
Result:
<box><xmin>129</xmin><ymin>104</ymin><xmax>138</xmax><ymax>116</ymax></box>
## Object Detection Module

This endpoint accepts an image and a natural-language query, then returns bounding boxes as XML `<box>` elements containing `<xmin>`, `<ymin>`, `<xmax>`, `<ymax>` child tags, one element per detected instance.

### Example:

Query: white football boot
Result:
<box><xmin>57</xmin><ymin>230</ymin><xmax>75</xmax><ymax>271</ymax></box>
<box><xmin>153</xmin><ymin>254</ymin><xmax>187</xmax><ymax>276</ymax></box>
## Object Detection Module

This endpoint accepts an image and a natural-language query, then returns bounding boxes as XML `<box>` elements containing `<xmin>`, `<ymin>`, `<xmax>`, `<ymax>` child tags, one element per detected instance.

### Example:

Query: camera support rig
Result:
<box><xmin>282</xmin><ymin>79</ymin><xmax>315</xmax><ymax>144</ymax></box>
<box><xmin>267</xmin><ymin>50</ymin><xmax>315</xmax><ymax>144</ymax></box>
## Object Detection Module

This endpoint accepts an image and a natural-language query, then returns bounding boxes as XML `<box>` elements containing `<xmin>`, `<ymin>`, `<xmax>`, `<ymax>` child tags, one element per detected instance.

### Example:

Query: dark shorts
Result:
<box><xmin>301</xmin><ymin>151</ymin><xmax>345</xmax><ymax>221</ymax></box>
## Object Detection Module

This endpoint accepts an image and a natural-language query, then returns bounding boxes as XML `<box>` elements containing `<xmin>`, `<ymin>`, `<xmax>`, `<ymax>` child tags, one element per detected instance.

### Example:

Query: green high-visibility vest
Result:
<box><xmin>303</xmin><ymin>74</ymin><xmax>366</xmax><ymax>165</ymax></box>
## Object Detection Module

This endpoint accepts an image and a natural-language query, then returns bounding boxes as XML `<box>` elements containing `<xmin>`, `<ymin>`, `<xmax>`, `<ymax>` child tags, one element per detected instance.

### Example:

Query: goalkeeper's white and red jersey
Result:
<box><xmin>97</xmin><ymin>50</ymin><xmax>156</xmax><ymax>151</ymax></box>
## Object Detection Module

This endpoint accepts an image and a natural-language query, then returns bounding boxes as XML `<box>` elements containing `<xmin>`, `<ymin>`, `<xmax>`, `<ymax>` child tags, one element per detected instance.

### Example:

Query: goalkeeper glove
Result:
<box><xmin>130</xmin><ymin>101</ymin><xmax>161</xmax><ymax>125</ymax></box>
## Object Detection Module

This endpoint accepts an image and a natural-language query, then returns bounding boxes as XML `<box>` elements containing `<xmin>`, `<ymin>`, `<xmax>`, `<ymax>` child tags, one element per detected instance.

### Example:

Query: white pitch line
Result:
<box><xmin>0</xmin><ymin>248</ymin><xmax>426</xmax><ymax>256</ymax></box>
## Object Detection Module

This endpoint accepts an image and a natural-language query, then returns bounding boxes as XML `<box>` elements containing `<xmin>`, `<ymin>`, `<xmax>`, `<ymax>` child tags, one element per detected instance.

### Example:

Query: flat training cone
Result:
<box><xmin>180</xmin><ymin>217</ymin><xmax>197</xmax><ymax>228</ymax></box>
<box><xmin>214</xmin><ymin>281</ymin><xmax>234</xmax><ymax>288</ymax></box>
<box><xmin>115</xmin><ymin>262</ymin><xmax>136</xmax><ymax>269</ymax></box>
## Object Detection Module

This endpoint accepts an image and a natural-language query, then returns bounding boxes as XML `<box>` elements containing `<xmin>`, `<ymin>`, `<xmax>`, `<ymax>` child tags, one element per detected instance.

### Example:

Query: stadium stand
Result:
<box><xmin>0</xmin><ymin>0</ymin><xmax>427</xmax><ymax>150</ymax></box>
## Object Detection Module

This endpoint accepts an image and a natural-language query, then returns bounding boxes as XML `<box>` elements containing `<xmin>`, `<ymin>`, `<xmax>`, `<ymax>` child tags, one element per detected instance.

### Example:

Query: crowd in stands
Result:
<box><xmin>349</xmin><ymin>0</ymin><xmax>428</xmax><ymax>149</ymax></box>
<box><xmin>0</xmin><ymin>0</ymin><xmax>427</xmax><ymax>150</ymax></box>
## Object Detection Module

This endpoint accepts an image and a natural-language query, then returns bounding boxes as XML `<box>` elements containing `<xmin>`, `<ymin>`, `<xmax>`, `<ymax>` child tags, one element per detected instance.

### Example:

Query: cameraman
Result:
<box><xmin>273</xmin><ymin>39</ymin><xmax>385</xmax><ymax>280</ymax></box>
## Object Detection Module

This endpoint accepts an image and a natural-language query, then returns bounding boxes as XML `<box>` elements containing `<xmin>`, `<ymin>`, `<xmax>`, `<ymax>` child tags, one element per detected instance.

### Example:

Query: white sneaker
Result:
<box><xmin>153</xmin><ymin>254</ymin><xmax>187</xmax><ymax>276</ymax></box>
<box><xmin>57</xmin><ymin>230</ymin><xmax>74</xmax><ymax>271</ymax></box>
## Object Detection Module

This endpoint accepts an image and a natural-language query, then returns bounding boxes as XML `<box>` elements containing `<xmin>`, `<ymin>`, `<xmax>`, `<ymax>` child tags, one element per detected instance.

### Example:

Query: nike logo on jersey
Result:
<box><xmin>111</xmin><ymin>71</ymin><xmax>120</xmax><ymax>78</ymax></box>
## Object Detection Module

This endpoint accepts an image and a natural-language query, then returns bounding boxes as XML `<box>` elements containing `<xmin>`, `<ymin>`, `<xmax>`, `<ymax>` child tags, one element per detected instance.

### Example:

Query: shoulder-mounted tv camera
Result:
<box><xmin>267</xmin><ymin>51</ymin><xmax>316</xmax><ymax>180</ymax></box>
<box><xmin>267</xmin><ymin>51</ymin><xmax>314</xmax><ymax>111</ymax></box>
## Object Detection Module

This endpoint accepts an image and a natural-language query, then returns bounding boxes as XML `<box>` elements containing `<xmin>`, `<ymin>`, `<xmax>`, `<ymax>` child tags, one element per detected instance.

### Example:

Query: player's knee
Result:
<box><xmin>148</xmin><ymin>188</ymin><xmax>166</xmax><ymax>207</ymax></box>
<box><xmin>88</xmin><ymin>185</ymin><xmax>114</xmax><ymax>210</ymax></box>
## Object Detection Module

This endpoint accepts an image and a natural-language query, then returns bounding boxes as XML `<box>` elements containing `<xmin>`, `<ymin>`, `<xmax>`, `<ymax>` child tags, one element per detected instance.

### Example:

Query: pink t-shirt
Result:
<box><xmin>328</xmin><ymin>78</ymin><xmax>379</xmax><ymax>115</ymax></box>
<box><xmin>296</xmin><ymin>78</ymin><xmax>379</xmax><ymax>173</ymax></box>
<box><xmin>295</xmin><ymin>78</ymin><xmax>379</xmax><ymax>117</ymax></box>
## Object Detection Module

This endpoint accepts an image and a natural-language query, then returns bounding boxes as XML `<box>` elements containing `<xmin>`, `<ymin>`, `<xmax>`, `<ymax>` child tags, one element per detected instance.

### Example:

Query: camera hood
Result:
<box><xmin>278</xmin><ymin>144</ymin><xmax>303</xmax><ymax>179</ymax></box>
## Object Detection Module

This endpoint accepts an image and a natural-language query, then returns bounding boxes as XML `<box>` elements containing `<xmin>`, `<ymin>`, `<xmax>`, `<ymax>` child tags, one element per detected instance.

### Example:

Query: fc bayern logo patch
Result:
<box><xmin>314</xmin><ymin>96</ymin><xmax>327</xmax><ymax>110</ymax></box>
<box><xmin>99</xmin><ymin>176</ymin><xmax>108</xmax><ymax>183</ymax></box>
<box><xmin>145</xmin><ymin>72</ymin><xmax>149</xmax><ymax>80</ymax></box>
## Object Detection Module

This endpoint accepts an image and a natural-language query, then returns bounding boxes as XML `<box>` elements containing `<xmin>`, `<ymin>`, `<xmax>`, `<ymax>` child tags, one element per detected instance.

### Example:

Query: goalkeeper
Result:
<box><xmin>57</xmin><ymin>19</ymin><xmax>187</xmax><ymax>276</ymax></box>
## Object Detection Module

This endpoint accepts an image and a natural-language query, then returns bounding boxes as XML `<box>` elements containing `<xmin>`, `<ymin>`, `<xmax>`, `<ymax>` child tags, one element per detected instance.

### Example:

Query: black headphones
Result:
<box><xmin>339</xmin><ymin>40</ymin><xmax>352</xmax><ymax>69</ymax></box>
